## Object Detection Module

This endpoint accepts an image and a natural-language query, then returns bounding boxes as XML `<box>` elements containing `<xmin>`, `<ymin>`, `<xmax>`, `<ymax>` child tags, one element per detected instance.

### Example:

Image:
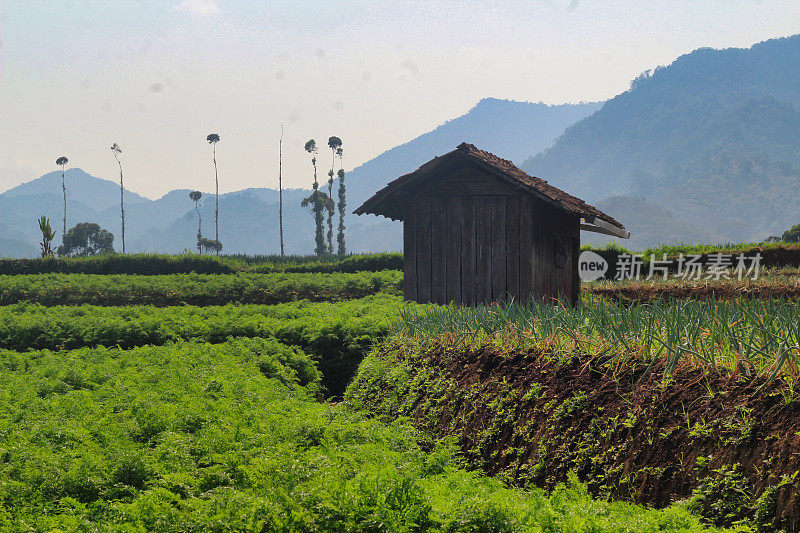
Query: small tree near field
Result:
<box><xmin>58</xmin><ymin>222</ymin><xmax>115</xmax><ymax>257</ymax></box>
<box><xmin>38</xmin><ymin>216</ymin><xmax>56</xmax><ymax>257</ymax></box>
<box><xmin>782</xmin><ymin>223</ymin><xmax>800</xmax><ymax>243</ymax></box>
<box><xmin>189</xmin><ymin>191</ymin><xmax>203</xmax><ymax>253</ymax></box>
<box><xmin>198</xmin><ymin>237</ymin><xmax>222</xmax><ymax>255</ymax></box>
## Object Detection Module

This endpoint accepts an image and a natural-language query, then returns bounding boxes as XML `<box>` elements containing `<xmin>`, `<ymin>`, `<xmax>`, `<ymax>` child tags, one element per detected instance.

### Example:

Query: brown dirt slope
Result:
<box><xmin>347</xmin><ymin>338</ymin><xmax>800</xmax><ymax>530</ymax></box>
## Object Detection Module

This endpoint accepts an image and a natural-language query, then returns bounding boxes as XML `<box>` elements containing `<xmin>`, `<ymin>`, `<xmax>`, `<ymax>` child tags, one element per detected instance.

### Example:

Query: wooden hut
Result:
<box><xmin>354</xmin><ymin>143</ymin><xmax>629</xmax><ymax>305</ymax></box>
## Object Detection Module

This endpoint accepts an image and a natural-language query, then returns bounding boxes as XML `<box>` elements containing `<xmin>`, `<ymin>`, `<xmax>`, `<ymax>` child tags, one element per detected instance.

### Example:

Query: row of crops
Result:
<box><xmin>0</xmin><ymin>252</ymin><xmax>403</xmax><ymax>275</ymax></box>
<box><xmin>0</xmin><ymin>270</ymin><xmax>401</xmax><ymax>306</ymax></box>
<box><xmin>397</xmin><ymin>297</ymin><xmax>800</xmax><ymax>380</ymax></box>
<box><xmin>0</xmin><ymin>294</ymin><xmax>412</xmax><ymax>396</ymax></box>
<box><xmin>0</xmin><ymin>286</ymin><xmax>725</xmax><ymax>529</ymax></box>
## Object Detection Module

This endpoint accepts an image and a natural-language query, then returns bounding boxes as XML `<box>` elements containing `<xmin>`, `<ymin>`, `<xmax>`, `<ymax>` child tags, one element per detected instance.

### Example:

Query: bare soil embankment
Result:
<box><xmin>347</xmin><ymin>338</ymin><xmax>800</xmax><ymax>530</ymax></box>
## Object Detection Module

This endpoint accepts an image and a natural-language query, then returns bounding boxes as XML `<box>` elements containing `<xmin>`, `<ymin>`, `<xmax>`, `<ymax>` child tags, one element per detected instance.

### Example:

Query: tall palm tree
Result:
<box><xmin>189</xmin><ymin>191</ymin><xmax>203</xmax><ymax>254</ymax></box>
<box><xmin>206</xmin><ymin>133</ymin><xmax>221</xmax><ymax>255</ymax></box>
<box><xmin>56</xmin><ymin>156</ymin><xmax>69</xmax><ymax>246</ymax></box>
<box><xmin>326</xmin><ymin>136</ymin><xmax>342</xmax><ymax>254</ymax></box>
<box><xmin>304</xmin><ymin>139</ymin><xmax>325</xmax><ymax>255</ymax></box>
<box><xmin>336</xmin><ymin>147</ymin><xmax>346</xmax><ymax>256</ymax></box>
<box><xmin>110</xmin><ymin>143</ymin><xmax>125</xmax><ymax>253</ymax></box>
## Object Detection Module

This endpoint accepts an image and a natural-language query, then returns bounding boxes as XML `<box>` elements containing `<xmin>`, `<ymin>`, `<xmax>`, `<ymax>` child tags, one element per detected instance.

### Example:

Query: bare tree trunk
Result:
<box><xmin>312</xmin><ymin>158</ymin><xmax>325</xmax><ymax>256</ymax></box>
<box><xmin>61</xmin><ymin>168</ymin><xmax>66</xmax><ymax>247</ymax></box>
<box><xmin>337</xmin><ymin>164</ymin><xmax>346</xmax><ymax>256</ymax></box>
<box><xmin>327</xmin><ymin>151</ymin><xmax>334</xmax><ymax>254</ymax></box>
<box><xmin>279</xmin><ymin>125</ymin><xmax>284</xmax><ymax>257</ymax></box>
<box><xmin>116</xmin><ymin>158</ymin><xmax>125</xmax><ymax>254</ymax></box>
<box><xmin>196</xmin><ymin>201</ymin><xmax>202</xmax><ymax>254</ymax></box>
<box><xmin>213</xmin><ymin>144</ymin><xmax>219</xmax><ymax>255</ymax></box>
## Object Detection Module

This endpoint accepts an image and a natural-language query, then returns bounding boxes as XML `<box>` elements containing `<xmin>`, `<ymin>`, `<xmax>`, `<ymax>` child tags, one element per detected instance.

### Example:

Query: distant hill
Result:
<box><xmin>0</xmin><ymin>98</ymin><xmax>596</xmax><ymax>256</ymax></box>
<box><xmin>345</xmin><ymin>98</ymin><xmax>601</xmax><ymax>209</ymax></box>
<box><xmin>3</xmin><ymin>168</ymin><xmax>149</xmax><ymax>210</ymax></box>
<box><xmin>522</xmin><ymin>34</ymin><xmax>800</xmax><ymax>247</ymax></box>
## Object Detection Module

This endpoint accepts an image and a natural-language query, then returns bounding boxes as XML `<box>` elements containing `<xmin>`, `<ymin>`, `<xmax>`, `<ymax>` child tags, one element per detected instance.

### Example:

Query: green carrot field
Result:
<box><xmin>0</xmin><ymin>254</ymin><xmax>770</xmax><ymax>530</ymax></box>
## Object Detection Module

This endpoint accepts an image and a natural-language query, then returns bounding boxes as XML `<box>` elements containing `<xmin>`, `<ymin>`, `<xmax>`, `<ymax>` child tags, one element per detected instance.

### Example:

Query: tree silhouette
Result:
<box><xmin>56</xmin><ymin>156</ymin><xmax>69</xmax><ymax>246</ymax></box>
<box><xmin>301</xmin><ymin>189</ymin><xmax>334</xmax><ymax>253</ymax></box>
<box><xmin>198</xmin><ymin>237</ymin><xmax>222</xmax><ymax>254</ymax></box>
<box><xmin>304</xmin><ymin>139</ymin><xmax>326</xmax><ymax>255</ymax></box>
<box><xmin>336</xmin><ymin>147</ymin><xmax>346</xmax><ymax>255</ymax></box>
<box><xmin>38</xmin><ymin>216</ymin><xmax>56</xmax><ymax>257</ymax></box>
<box><xmin>58</xmin><ymin>222</ymin><xmax>115</xmax><ymax>257</ymax></box>
<box><xmin>189</xmin><ymin>191</ymin><xmax>203</xmax><ymax>254</ymax></box>
<box><xmin>110</xmin><ymin>143</ymin><xmax>125</xmax><ymax>254</ymax></box>
<box><xmin>207</xmin><ymin>133</ymin><xmax>221</xmax><ymax>255</ymax></box>
<box><xmin>326</xmin><ymin>136</ymin><xmax>342</xmax><ymax>254</ymax></box>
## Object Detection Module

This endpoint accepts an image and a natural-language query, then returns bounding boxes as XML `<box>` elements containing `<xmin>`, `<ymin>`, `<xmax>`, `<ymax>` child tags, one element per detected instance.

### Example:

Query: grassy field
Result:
<box><xmin>0</xmin><ymin>255</ymin><xmax>734</xmax><ymax>531</ymax></box>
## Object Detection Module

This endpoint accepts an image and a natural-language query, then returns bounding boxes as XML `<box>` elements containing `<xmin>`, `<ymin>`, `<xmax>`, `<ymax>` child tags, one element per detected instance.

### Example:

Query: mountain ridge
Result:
<box><xmin>0</xmin><ymin>98</ymin><xmax>599</xmax><ymax>256</ymax></box>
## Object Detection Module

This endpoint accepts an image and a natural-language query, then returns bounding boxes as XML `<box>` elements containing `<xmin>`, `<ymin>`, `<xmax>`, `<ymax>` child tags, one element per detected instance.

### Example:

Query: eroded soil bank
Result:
<box><xmin>346</xmin><ymin>337</ymin><xmax>800</xmax><ymax>530</ymax></box>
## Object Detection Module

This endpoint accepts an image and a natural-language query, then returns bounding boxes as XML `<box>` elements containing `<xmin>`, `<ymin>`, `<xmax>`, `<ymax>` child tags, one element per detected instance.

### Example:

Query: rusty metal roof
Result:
<box><xmin>354</xmin><ymin>142</ymin><xmax>626</xmax><ymax>231</ymax></box>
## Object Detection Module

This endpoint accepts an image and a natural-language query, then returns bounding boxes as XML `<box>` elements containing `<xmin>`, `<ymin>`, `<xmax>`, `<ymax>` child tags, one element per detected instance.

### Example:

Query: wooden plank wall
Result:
<box><xmin>403</xmin><ymin>203</ymin><xmax>417</xmax><ymax>301</ymax></box>
<box><xmin>403</xmin><ymin>166</ymin><xmax>580</xmax><ymax>305</ymax></box>
<box><xmin>430</xmin><ymin>197</ymin><xmax>447</xmax><ymax>304</ymax></box>
<box><xmin>460</xmin><ymin>197</ymin><xmax>476</xmax><ymax>305</ymax></box>
<box><xmin>445</xmin><ymin>197</ymin><xmax>462</xmax><ymax>305</ymax></box>
<box><xmin>416</xmin><ymin>197</ymin><xmax>432</xmax><ymax>302</ymax></box>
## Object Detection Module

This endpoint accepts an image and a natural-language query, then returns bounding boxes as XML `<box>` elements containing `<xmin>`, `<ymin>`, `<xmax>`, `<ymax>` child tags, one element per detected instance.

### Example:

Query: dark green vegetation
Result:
<box><xmin>0</xmin><ymin>252</ymin><xmax>403</xmax><ymax>275</ymax></box>
<box><xmin>526</xmin><ymin>35</ymin><xmax>800</xmax><ymax>248</ymax></box>
<box><xmin>0</xmin><ymin>294</ymin><xmax>410</xmax><ymax>397</ymax></box>
<box><xmin>347</xmin><ymin>298</ymin><xmax>800</xmax><ymax>530</ymax></box>
<box><xmin>0</xmin><ymin>268</ymin><xmax>726</xmax><ymax>530</ymax></box>
<box><xmin>347</xmin><ymin>335</ymin><xmax>797</xmax><ymax>531</ymax></box>
<box><xmin>58</xmin><ymin>222</ymin><xmax>115</xmax><ymax>257</ymax></box>
<box><xmin>0</xmin><ymin>270</ymin><xmax>401</xmax><ymax>306</ymax></box>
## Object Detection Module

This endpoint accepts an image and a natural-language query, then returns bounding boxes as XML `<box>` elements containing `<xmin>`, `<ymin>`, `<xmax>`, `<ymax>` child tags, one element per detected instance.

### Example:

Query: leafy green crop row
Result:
<box><xmin>0</xmin><ymin>270</ymin><xmax>401</xmax><ymax>306</ymax></box>
<box><xmin>0</xmin><ymin>252</ymin><xmax>402</xmax><ymax>276</ymax></box>
<box><xmin>0</xmin><ymin>337</ymin><xmax>725</xmax><ymax>531</ymax></box>
<box><xmin>0</xmin><ymin>294</ymin><xmax>416</xmax><ymax>396</ymax></box>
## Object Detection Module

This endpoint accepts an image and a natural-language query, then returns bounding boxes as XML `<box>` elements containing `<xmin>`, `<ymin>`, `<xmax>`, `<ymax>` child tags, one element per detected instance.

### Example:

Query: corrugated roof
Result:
<box><xmin>354</xmin><ymin>142</ymin><xmax>625</xmax><ymax>230</ymax></box>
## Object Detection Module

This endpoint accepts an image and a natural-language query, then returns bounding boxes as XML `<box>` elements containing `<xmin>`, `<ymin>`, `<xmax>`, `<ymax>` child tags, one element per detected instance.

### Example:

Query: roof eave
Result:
<box><xmin>580</xmin><ymin>217</ymin><xmax>630</xmax><ymax>239</ymax></box>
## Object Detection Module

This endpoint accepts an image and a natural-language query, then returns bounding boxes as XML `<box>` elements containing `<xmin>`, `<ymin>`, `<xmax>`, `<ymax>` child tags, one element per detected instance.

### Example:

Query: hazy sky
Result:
<box><xmin>1</xmin><ymin>0</ymin><xmax>799</xmax><ymax>198</ymax></box>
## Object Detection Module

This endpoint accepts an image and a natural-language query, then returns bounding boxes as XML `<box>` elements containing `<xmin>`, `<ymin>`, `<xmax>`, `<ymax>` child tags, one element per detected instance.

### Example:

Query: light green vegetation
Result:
<box><xmin>0</xmin><ymin>294</ymin><xmax>416</xmax><ymax>396</ymax></box>
<box><xmin>0</xmin><ymin>336</ymin><xmax>730</xmax><ymax>531</ymax></box>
